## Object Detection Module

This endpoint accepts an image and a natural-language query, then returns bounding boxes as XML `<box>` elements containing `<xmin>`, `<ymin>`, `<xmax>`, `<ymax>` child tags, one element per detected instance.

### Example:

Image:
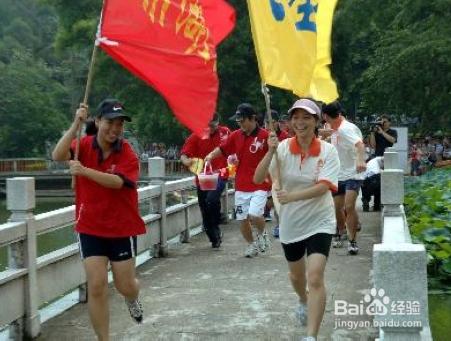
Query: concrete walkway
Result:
<box><xmin>38</xmin><ymin>208</ymin><xmax>381</xmax><ymax>341</ymax></box>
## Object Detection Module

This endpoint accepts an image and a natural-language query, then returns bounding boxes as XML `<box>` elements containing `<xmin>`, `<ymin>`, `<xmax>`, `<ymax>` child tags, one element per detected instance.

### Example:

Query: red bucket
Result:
<box><xmin>198</xmin><ymin>162</ymin><xmax>219</xmax><ymax>191</ymax></box>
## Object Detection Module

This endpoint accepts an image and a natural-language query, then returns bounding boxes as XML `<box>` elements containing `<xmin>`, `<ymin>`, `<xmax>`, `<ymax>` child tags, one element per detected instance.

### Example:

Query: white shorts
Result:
<box><xmin>234</xmin><ymin>190</ymin><xmax>268</xmax><ymax>220</ymax></box>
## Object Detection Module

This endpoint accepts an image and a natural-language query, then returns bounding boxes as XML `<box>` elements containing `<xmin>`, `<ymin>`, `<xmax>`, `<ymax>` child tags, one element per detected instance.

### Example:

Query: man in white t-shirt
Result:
<box><xmin>321</xmin><ymin>101</ymin><xmax>366</xmax><ymax>255</ymax></box>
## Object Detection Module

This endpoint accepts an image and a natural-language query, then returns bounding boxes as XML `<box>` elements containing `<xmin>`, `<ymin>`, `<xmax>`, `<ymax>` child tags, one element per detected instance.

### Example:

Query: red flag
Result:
<box><xmin>97</xmin><ymin>0</ymin><xmax>236</xmax><ymax>136</ymax></box>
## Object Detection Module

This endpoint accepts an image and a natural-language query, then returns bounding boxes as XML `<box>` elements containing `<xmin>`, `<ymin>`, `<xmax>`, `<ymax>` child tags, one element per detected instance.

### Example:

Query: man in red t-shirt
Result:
<box><xmin>52</xmin><ymin>99</ymin><xmax>146</xmax><ymax>339</ymax></box>
<box><xmin>180</xmin><ymin>114</ymin><xmax>230</xmax><ymax>248</ymax></box>
<box><xmin>206</xmin><ymin>103</ymin><xmax>271</xmax><ymax>258</ymax></box>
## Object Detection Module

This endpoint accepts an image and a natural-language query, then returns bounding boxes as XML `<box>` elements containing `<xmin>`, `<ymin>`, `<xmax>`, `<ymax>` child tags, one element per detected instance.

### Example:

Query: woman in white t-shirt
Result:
<box><xmin>254</xmin><ymin>98</ymin><xmax>340</xmax><ymax>341</ymax></box>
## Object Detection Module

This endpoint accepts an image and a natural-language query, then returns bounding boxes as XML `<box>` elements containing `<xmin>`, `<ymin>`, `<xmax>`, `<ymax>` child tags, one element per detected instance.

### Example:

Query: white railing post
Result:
<box><xmin>180</xmin><ymin>189</ymin><xmax>190</xmax><ymax>243</ymax></box>
<box><xmin>381</xmin><ymin>169</ymin><xmax>404</xmax><ymax>216</ymax></box>
<box><xmin>6</xmin><ymin>177</ymin><xmax>40</xmax><ymax>339</ymax></box>
<box><xmin>373</xmin><ymin>244</ymin><xmax>428</xmax><ymax>340</ymax></box>
<box><xmin>383</xmin><ymin>148</ymin><xmax>399</xmax><ymax>170</ymax></box>
<box><xmin>148</xmin><ymin>157</ymin><xmax>168</xmax><ymax>257</ymax></box>
<box><xmin>374</xmin><ymin>149</ymin><xmax>431</xmax><ymax>340</ymax></box>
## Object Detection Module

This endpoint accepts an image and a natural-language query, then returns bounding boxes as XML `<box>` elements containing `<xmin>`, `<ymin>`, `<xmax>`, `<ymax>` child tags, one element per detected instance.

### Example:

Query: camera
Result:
<box><xmin>370</xmin><ymin>121</ymin><xmax>383</xmax><ymax>132</ymax></box>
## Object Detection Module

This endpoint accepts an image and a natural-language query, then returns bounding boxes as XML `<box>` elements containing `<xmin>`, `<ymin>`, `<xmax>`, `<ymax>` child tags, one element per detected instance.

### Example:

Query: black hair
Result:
<box><xmin>85</xmin><ymin>118</ymin><xmax>98</xmax><ymax>136</ymax></box>
<box><xmin>322</xmin><ymin>100</ymin><xmax>343</xmax><ymax>119</ymax></box>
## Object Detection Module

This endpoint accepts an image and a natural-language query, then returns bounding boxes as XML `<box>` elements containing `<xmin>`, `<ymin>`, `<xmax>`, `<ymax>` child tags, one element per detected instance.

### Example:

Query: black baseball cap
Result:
<box><xmin>229</xmin><ymin>103</ymin><xmax>257</xmax><ymax>121</ymax></box>
<box><xmin>96</xmin><ymin>98</ymin><xmax>132</xmax><ymax>122</ymax></box>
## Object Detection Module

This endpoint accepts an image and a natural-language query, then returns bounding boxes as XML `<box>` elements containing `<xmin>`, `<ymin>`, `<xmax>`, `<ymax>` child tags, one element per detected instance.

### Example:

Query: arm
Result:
<box><xmin>369</xmin><ymin>132</ymin><xmax>376</xmax><ymax>149</ymax></box>
<box><xmin>204</xmin><ymin>147</ymin><xmax>223</xmax><ymax>162</ymax></box>
<box><xmin>276</xmin><ymin>183</ymin><xmax>329</xmax><ymax>204</ymax></box>
<box><xmin>180</xmin><ymin>154</ymin><xmax>193</xmax><ymax>167</ymax></box>
<box><xmin>52</xmin><ymin>104</ymin><xmax>88</xmax><ymax>161</ymax></box>
<box><xmin>69</xmin><ymin>160</ymin><xmax>124</xmax><ymax>189</ymax></box>
<box><xmin>379</xmin><ymin>128</ymin><xmax>397</xmax><ymax>144</ymax></box>
<box><xmin>254</xmin><ymin>133</ymin><xmax>278</xmax><ymax>184</ymax></box>
<box><xmin>355</xmin><ymin>141</ymin><xmax>367</xmax><ymax>172</ymax></box>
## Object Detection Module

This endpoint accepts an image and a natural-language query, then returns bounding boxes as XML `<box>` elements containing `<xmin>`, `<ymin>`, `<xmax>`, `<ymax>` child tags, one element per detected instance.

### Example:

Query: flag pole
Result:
<box><xmin>261</xmin><ymin>83</ymin><xmax>283</xmax><ymax>194</ymax></box>
<box><xmin>74</xmin><ymin>43</ymin><xmax>99</xmax><ymax>161</ymax></box>
<box><xmin>71</xmin><ymin>42</ymin><xmax>98</xmax><ymax>190</ymax></box>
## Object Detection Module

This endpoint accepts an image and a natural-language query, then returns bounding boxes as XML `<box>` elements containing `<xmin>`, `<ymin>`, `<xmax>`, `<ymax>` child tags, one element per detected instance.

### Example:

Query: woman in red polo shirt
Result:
<box><xmin>52</xmin><ymin>99</ymin><xmax>146</xmax><ymax>340</ymax></box>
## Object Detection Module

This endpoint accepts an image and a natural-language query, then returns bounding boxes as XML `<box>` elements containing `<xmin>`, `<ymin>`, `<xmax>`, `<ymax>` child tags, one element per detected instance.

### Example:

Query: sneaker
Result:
<box><xmin>264</xmin><ymin>215</ymin><xmax>272</xmax><ymax>222</ymax></box>
<box><xmin>257</xmin><ymin>232</ymin><xmax>271</xmax><ymax>253</ymax></box>
<box><xmin>348</xmin><ymin>240</ymin><xmax>359</xmax><ymax>255</ymax></box>
<box><xmin>362</xmin><ymin>202</ymin><xmax>369</xmax><ymax>212</ymax></box>
<box><xmin>332</xmin><ymin>234</ymin><xmax>343</xmax><ymax>248</ymax></box>
<box><xmin>300</xmin><ymin>337</ymin><xmax>316</xmax><ymax>341</ymax></box>
<box><xmin>245</xmin><ymin>242</ymin><xmax>259</xmax><ymax>258</ymax></box>
<box><xmin>295</xmin><ymin>302</ymin><xmax>308</xmax><ymax>326</ymax></box>
<box><xmin>272</xmin><ymin>225</ymin><xmax>279</xmax><ymax>238</ymax></box>
<box><xmin>126</xmin><ymin>298</ymin><xmax>143</xmax><ymax>323</ymax></box>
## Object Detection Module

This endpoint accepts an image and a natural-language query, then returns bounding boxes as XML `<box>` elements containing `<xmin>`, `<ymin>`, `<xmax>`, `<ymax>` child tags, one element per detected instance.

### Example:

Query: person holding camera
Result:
<box><xmin>369</xmin><ymin>115</ymin><xmax>397</xmax><ymax>156</ymax></box>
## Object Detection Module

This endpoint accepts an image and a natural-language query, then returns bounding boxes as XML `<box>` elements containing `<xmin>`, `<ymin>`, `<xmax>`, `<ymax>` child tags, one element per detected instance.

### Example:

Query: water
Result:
<box><xmin>0</xmin><ymin>197</ymin><xmax>75</xmax><ymax>270</ymax></box>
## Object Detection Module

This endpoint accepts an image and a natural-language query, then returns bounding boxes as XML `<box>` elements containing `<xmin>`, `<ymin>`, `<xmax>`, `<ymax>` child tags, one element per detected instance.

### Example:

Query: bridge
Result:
<box><xmin>0</xmin><ymin>158</ymin><xmax>189</xmax><ymax>197</ymax></box>
<box><xmin>0</xmin><ymin>152</ymin><xmax>433</xmax><ymax>340</ymax></box>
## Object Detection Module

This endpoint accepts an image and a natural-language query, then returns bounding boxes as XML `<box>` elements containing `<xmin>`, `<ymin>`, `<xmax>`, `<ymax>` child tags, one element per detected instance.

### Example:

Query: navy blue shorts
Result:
<box><xmin>332</xmin><ymin>179</ymin><xmax>362</xmax><ymax>196</ymax></box>
<box><xmin>282</xmin><ymin>233</ymin><xmax>333</xmax><ymax>262</ymax></box>
<box><xmin>78</xmin><ymin>233</ymin><xmax>137</xmax><ymax>262</ymax></box>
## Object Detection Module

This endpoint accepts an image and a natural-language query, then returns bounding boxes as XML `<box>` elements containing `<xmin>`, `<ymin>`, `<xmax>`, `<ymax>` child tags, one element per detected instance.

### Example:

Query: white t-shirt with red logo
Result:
<box><xmin>330</xmin><ymin>119</ymin><xmax>364</xmax><ymax>181</ymax></box>
<box><xmin>269</xmin><ymin>138</ymin><xmax>339</xmax><ymax>244</ymax></box>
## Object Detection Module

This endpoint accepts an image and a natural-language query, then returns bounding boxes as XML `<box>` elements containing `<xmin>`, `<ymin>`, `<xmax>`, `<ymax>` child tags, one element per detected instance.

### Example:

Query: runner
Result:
<box><xmin>254</xmin><ymin>98</ymin><xmax>340</xmax><ymax>340</ymax></box>
<box><xmin>321</xmin><ymin>101</ymin><xmax>366</xmax><ymax>255</ymax></box>
<box><xmin>180</xmin><ymin>113</ymin><xmax>230</xmax><ymax>248</ymax></box>
<box><xmin>52</xmin><ymin>99</ymin><xmax>146</xmax><ymax>340</ymax></box>
<box><xmin>205</xmin><ymin>103</ymin><xmax>271</xmax><ymax>258</ymax></box>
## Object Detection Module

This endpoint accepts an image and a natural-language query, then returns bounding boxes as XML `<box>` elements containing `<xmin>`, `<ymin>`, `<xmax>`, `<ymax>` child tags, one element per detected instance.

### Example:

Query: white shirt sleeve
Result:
<box><xmin>341</xmin><ymin>124</ymin><xmax>363</xmax><ymax>147</ymax></box>
<box><xmin>317</xmin><ymin>145</ymin><xmax>340</xmax><ymax>191</ymax></box>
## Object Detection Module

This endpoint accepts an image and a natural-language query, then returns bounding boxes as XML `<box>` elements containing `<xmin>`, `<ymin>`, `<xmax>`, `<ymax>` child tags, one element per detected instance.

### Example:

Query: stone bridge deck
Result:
<box><xmin>38</xmin><ymin>209</ymin><xmax>380</xmax><ymax>341</ymax></box>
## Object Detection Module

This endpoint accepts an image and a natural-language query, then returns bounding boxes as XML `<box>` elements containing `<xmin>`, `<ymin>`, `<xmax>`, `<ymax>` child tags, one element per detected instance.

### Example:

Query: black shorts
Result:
<box><xmin>78</xmin><ymin>233</ymin><xmax>137</xmax><ymax>262</ymax></box>
<box><xmin>332</xmin><ymin>179</ymin><xmax>362</xmax><ymax>197</ymax></box>
<box><xmin>282</xmin><ymin>233</ymin><xmax>333</xmax><ymax>262</ymax></box>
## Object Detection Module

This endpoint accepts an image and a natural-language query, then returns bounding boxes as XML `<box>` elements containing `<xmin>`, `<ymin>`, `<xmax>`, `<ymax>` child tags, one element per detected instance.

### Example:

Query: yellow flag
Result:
<box><xmin>310</xmin><ymin>0</ymin><xmax>339</xmax><ymax>103</ymax></box>
<box><xmin>246</xmin><ymin>0</ymin><xmax>338</xmax><ymax>102</ymax></box>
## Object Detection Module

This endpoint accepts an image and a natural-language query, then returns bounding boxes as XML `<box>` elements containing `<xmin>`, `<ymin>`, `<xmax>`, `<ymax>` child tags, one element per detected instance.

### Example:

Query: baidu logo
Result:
<box><xmin>335</xmin><ymin>287</ymin><xmax>390</xmax><ymax>316</ymax></box>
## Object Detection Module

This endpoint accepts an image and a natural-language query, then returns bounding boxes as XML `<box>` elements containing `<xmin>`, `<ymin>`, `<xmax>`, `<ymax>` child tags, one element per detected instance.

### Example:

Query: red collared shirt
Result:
<box><xmin>220</xmin><ymin>127</ymin><xmax>271</xmax><ymax>192</ymax></box>
<box><xmin>70</xmin><ymin>135</ymin><xmax>146</xmax><ymax>238</ymax></box>
<box><xmin>277</xmin><ymin>129</ymin><xmax>290</xmax><ymax>141</ymax></box>
<box><xmin>181</xmin><ymin>126</ymin><xmax>230</xmax><ymax>176</ymax></box>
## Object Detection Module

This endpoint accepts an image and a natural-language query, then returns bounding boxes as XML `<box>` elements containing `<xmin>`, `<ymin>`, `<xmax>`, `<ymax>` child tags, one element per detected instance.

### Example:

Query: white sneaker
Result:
<box><xmin>301</xmin><ymin>337</ymin><xmax>316</xmax><ymax>341</ymax></box>
<box><xmin>296</xmin><ymin>302</ymin><xmax>308</xmax><ymax>326</ymax></box>
<box><xmin>332</xmin><ymin>234</ymin><xmax>343</xmax><ymax>248</ymax></box>
<box><xmin>256</xmin><ymin>231</ymin><xmax>271</xmax><ymax>253</ymax></box>
<box><xmin>245</xmin><ymin>242</ymin><xmax>259</xmax><ymax>258</ymax></box>
<box><xmin>348</xmin><ymin>240</ymin><xmax>359</xmax><ymax>255</ymax></box>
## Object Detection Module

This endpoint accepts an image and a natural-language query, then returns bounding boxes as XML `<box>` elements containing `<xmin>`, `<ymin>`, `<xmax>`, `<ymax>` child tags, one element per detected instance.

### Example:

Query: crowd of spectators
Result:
<box><xmin>408</xmin><ymin>136</ymin><xmax>450</xmax><ymax>176</ymax></box>
<box><xmin>143</xmin><ymin>143</ymin><xmax>180</xmax><ymax>160</ymax></box>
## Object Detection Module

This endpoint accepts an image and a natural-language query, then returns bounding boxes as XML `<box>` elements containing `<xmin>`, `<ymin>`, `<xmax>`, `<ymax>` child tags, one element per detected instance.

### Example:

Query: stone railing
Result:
<box><xmin>373</xmin><ymin>148</ymin><xmax>432</xmax><ymax>340</ymax></box>
<box><xmin>0</xmin><ymin>158</ymin><xmax>233</xmax><ymax>340</ymax></box>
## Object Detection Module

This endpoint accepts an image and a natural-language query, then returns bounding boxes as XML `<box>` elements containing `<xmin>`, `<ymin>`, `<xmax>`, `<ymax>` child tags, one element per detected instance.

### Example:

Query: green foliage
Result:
<box><xmin>0</xmin><ymin>0</ymin><xmax>69</xmax><ymax>157</ymax></box>
<box><xmin>333</xmin><ymin>0</ymin><xmax>451</xmax><ymax>133</ymax></box>
<box><xmin>405</xmin><ymin>168</ymin><xmax>451</xmax><ymax>287</ymax></box>
<box><xmin>2</xmin><ymin>0</ymin><xmax>451</xmax><ymax>156</ymax></box>
<box><xmin>0</xmin><ymin>50</ymin><xmax>68</xmax><ymax>157</ymax></box>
